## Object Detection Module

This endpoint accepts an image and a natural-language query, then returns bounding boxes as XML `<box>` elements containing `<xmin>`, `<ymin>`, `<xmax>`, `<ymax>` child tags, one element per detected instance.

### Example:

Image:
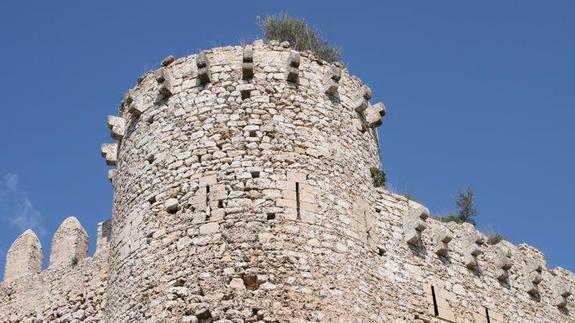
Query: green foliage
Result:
<box><xmin>370</xmin><ymin>167</ymin><xmax>386</xmax><ymax>188</ymax></box>
<box><xmin>257</xmin><ymin>14</ymin><xmax>341</xmax><ymax>63</ymax></box>
<box><xmin>486</xmin><ymin>233</ymin><xmax>506</xmax><ymax>245</ymax></box>
<box><xmin>436</xmin><ymin>188</ymin><xmax>479</xmax><ymax>226</ymax></box>
<box><xmin>455</xmin><ymin>188</ymin><xmax>479</xmax><ymax>225</ymax></box>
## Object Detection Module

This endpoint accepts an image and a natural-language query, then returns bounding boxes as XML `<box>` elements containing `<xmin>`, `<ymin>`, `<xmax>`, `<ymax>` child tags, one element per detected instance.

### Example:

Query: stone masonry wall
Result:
<box><xmin>1</xmin><ymin>40</ymin><xmax>573</xmax><ymax>322</ymax></box>
<box><xmin>0</xmin><ymin>219</ymin><xmax>111</xmax><ymax>322</ymax></box>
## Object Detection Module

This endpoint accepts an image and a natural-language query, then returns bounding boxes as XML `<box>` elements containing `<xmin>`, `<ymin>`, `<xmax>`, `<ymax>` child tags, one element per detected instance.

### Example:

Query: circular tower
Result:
<box><xmin>102</xmin><ymin>40</ymin><xmax>387</xmax><ymax>322</ymax></box>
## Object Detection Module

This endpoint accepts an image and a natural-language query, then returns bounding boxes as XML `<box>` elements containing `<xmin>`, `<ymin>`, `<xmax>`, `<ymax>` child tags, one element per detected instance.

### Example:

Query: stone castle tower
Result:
<box><xmin>1</xmin><ymin>40</ymin><xmax>573</xmax><ymax>322</ymax></box>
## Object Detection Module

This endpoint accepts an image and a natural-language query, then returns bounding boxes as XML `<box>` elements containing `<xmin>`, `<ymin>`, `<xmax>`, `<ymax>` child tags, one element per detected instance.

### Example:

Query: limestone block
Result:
<box><xmin>287</xmin><ymin>171</ymin><xmax>307</xmax><ymax>183</ymax></box>
<box><xmin>159</xmin><ymin>78</ymin><xmax>173</xmax><ymax>98</ymax></box>
<box><xmin>404</xmin><ymin>217</ymin><xmax>427</xmax><ymax>246</ymax></box>
<box><xmin>432</xmin><ymin>227</ymin><xmax>452</xmax><ymax>256</ymax></box>
<box><xmin>128</xmin><ymin>99</ymin><xmax>146</xmax><ymax>117</ymax></box>
<box><xmin>329</xmin><ymin>66</ymin><xmax>342</xmax><ymax>82</ymax></box>
<box><xmin>161</xmin><ymin>55</ymin><xmax>175</xmax><ymax>67</ymax></box>
<box><xmin>242</xmin><ymin>45</ymin><xmax>254</xmax><ymax>79</ymax></box>
<box><xmin>407</xmin><ymin>204</ymin><xmax>430</xmax><ymax>220</ymax></box>
<box><xmin>353</xmin><ymin>98</ymin><xmax>368</xmax><ymax>113</ymax></box>
<box><xmin>49</xmin><ymin>216</ymin><xmax>89</xmax><ymax>268</ymax></box>
<box><xmin>3</xmin><ymin>229</ymin><xmax>43</xmax><ymax>282</ymax></box>
<box><xmin>362</xmin><ymin>84</ymin><xmax>372</xmax><ymax>100</ymax></box>
<box><xmin>323</xmin><ymin>78</ymin><xmax>338</xmax><ymax>95</ymax></box>
<box><xmin>237</xmin><ymin>83</ymin><xmax>255</xmax><ymax>98</ymax></box>
<box><xmin>165</xmin><ymin>198</ymin><xmax>180</xmax><ymax>213</ymax></box>
<box><xmin>101</xmin><ymin>143</ymin><xmax>118</xmax><ymax>166</ymax></box>
<box><xmin>199</xmin><ymin>222</ymin><xmax>219</xmax><ymax>235</ymax></box>
<box><xmin>200</xmin><ymin>174</ymin><xmax>217</xmax><ymax>186</ymax></box>
<box><xmin>365</xmin><ymin>111</ymin><xmax>380</xmax><ymax>127</ymax></box>
<box><xmin>155</xmin><ymin>68</ymin><xmax>166</xmax><ymax>83</ymax></box>
<box><xmin>96</xmin><ymin>219</ymin><xmax>112</xmax><ymax>252</ymax></box>
<box><xmin>210</xmin><ymin>184</ymin><xmax>227</xmax><ymax>201</ymax></box>
<box><xmin>525</xmin><ymin>270</ymin><xmax>543</xmax><ymax>295</ymax></box>
<box><xmin>107</xmin><ymin>169</ymin><xmax>117</xmax><ymax>182</ymax></box>
<box><xmin>196</xmin><ymin>51</ymin><xmax>211</xmax><ymax>84</ymax></box>
<box><xmin>495</xmin><ymin>268</ymin><xmax>509</xmax><ymax>281</ymax></box>
<box><xmin>286</xmin><ymin>51</ymin><xmax>300</xmax><ymax>82</ymax></box>
<box><xmin>553</xmin><ymin>283</ymin><xmax>572</xmax><ymax>308</ymax></box>
<box><xmin>371</xmin><ymin>102</ymin><xmax>387</xmax><ymax>117</ymax></box>
<box><xmin>107</xmin><ymin>115</ymin><xmax>126</xmax><ymax>140</ymax></box>
<box><xmin>464</xmin><ymin>253</ymin><xmax>478</xmax><ymax>270</ymax></box>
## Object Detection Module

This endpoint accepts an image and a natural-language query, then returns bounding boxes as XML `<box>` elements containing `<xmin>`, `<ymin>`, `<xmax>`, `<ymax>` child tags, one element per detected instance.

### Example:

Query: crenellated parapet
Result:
<box><xmin>375</xmin><ymin>192</ymin><xmax>575</xmax><ymax>321</ymax></box>
<box><xmin>0</xmin><ymin>217</ymin><xmax>111</xmax><ymax>321</ymax></box>
<box><xmin>2</xmin><ymin>216</ymin><xmax>111</xmax><ymax>284</ymax></box>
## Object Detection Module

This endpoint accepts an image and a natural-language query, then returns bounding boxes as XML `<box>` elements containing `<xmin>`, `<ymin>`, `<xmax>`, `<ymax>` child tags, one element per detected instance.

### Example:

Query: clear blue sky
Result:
<box><xmin>0</xmin><ymin>1</ymin><xmax>573</xmax><ymax>278</ymax></box>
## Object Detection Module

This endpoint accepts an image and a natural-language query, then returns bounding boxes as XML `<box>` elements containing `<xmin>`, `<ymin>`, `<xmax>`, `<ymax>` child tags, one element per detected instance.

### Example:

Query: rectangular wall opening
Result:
<box><xmin>295</xmin><ymin>182</ymin><xmax>301</xmax><ymax>220</ymax></box>
<box><xmin>431</xmin><ymin>285</ymin><xmax>439</xmax><ymax>317</ymax></box>
<box><xmin>206</xmin><ymin>185</ymin><xmax>211</xmax><ymax>219</ymax></box>
<box><xmin>485</xmin><ymin>307</ymin><xmax>491</xmax><ymax>323</ymax></box>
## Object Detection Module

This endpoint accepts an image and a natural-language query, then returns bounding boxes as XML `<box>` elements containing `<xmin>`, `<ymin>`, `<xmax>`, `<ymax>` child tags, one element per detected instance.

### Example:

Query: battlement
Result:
<box><xmin>2</xmin><ymin>217</ymin><xmax>111</xmax><ymax>283</ymax></box>
<box><xmin>386</xmin><ymin>194</ymin><xmax>575</xmax><ymax>320</ymax></box>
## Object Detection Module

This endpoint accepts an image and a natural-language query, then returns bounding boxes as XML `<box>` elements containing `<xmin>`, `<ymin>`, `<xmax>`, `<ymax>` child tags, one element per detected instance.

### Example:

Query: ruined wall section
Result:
<box><xmin>0</xmin><ymin>218</ymin><xmax>111</xmax><ymax>322</ymax></box>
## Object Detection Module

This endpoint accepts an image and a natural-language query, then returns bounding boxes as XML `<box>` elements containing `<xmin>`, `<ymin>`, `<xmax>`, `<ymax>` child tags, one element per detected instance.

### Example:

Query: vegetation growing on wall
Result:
<box><xmin>438</xmin><ymin>188</ymin><xmax>479</xmax><ymax>225</ymax></box>
<box><xmin>257</xmin><ymin>14</ymin><xmax>341</xmax><ymax>63</ymax></box>
<box><xmin>370</xmin><ymin>167</ymin><xmax>386</xmax><ymax>188</ymax></box>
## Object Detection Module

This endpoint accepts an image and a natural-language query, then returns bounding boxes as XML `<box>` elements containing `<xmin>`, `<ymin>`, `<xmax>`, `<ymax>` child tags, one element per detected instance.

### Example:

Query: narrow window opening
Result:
<box><xmin>249</xmin><ymin>130</ymin><xmax>257</xmax><ymax>138</ymax></box>
<box><xmin>295</xmin><ymin>182</ymin><xmax>301</xmax><ymax>220</ymax></box>
<box><xmin>485</xmin><ymin>307</ymin><xmax>491</xmax><ymax>323</ymax></box>
<box><xmin>148</xmin><ymin>195</ymin><xmax>156</xmax><ymax>205</ymax></box>
<box><xmin>377</xmin><ymin>247</ymin><xmax>385</xmax><ymax>256</ymax></box>
<box><xmin>251</xmin><ymin>171</ymin><xmax>260</xmax><ymax>178</ymax></box>
<box><xmin>431</xmin><ymin>285</ymin><xmax>439</xmax><ymax>317</ymax></box>
<box><xmin>267</xmin><ymin>213</ymin><xmax>276</xmax><ymax>220</ymax></box>
<box><xmin>205</xmin><ymin>185</ymin><xmax>211</xmax><ymax>219</ymax></box>
<box><xmin>241</xmin><ymin>90</ymin><xmax>251</xmax><ymax>100</ymax></box>
<box><xmin>218</xmin><ymin>200</ymin><xmax>224</xmax><ymax>208</ymax></box>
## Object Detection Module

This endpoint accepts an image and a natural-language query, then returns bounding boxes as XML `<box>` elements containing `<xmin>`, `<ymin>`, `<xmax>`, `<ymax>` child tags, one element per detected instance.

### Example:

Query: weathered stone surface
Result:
<box><xmin>3</xmin><ymin>230</ymin><xmax>42</xmax><ymax>282</ymax></box>
<box><xmin>49</xmin><ymin>216</ymin><xmax>89</xmax><ymax>268</ymax></box>
<box><xmin>2</xmin><ymin>41</ymin><xmax>574</xmax><ymax>323</ymax></box>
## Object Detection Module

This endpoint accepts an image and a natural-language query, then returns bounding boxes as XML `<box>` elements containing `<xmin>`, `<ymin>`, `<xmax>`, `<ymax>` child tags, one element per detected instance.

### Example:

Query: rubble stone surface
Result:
<box><xmin>1</xmin><ymin>41</ymin><xmax>574</xmax><ymax>322</ymax></box>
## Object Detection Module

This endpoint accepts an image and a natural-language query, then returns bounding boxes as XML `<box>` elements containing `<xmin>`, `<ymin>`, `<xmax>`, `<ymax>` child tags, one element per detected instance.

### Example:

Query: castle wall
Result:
<box><xmin>1</xmin><ymin>40</ymin><xmax>573</xmax><ymax>322</ymax></box>
<box><xmin>0</xmin><ymin>219</ymin><xmax>110</xmax><ymax>322</ymax></box>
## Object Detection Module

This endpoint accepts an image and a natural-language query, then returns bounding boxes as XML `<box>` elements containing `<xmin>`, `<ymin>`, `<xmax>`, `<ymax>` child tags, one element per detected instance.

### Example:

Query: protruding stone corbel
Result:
<box><xmin>101</xmin><ymin>143</ymin><xmax>118</xmax><ymax>166</ymax></box>
<box><xmin>107</xmin><ymin>116</ymin><xmax>126</xmax><ymax>140</ymax></box>
<box><xmin>463</xmin><ymin>234</ymin><xmax>484</xmax><ymax>270</ymax></box>
<box><xmin>107</xmin><ymin>169</ymin><xmax>117</xmax><ymax>183</ymax></box>
<box><xmin>403</xmin><ymin>205</ymin><xmax>429</xmax><ymax>246</ymax></box>
<box><xmin>323</xmin><ymin>66</ymin><xmax>342</xmax><ymax>95</ymax></box>
<box><xmin>495</xmin><ymin>249</ymin><xmax>513</xmax><ymax>281</ymax></box>
<box><xmin>49</xmin><ymin>216</ymin><xmax>88</xmax><ymax>269</ymax></box>
<box><xmin>155</xmin><ymin>68</ymin><xmax>173</xmax><ymax>99</ymax></box>
<box><xmin>3</xmin><ymin>229</ymin><xmax>43</xmax><ymax>282</ymax></box>
<box><xmin>161</xmin><ymin>55</ymin><xmax>175</xmax><ymax>67</ymax></box>
<box><xmin>196</xmin><ymin>51</ymin><xmax>211</xmax><ymax>84</ymax></box>
<box><xmin>365</xmin><ymin>102</ymin><xmax>386</xmax><ymax>128</ymax></box>
<box><xmin>242</xmin><ymin>45</ymin><xmax>254</xmax><ymax>80</ymax></box>
<box><xmin>432</xmin><ymin>227</ymin><xmax>453</xmax><ymax>256</ymax></box>
<box><xmin>524</xmin><ymin>263</ymin><xmax>544</xmax><ymax>296</ymax></box>
<box><xmin>126</xmin><ymin>90</ymin><xmax>147</xmax><ymax>117</ymax></box>
<box><xmin>553</xmin><ymin>281</ymin><xmax>572</xmax><ymax>308</ymax></box>
<box><xmin>362</xmin><ymin>85</ymin><xmax>372</xmax><ymax>100</ymax></box>
<box><xmin>353</xmin><ymin>97</ymin><xmax>368</xmax><ymax>113</ymax></box>
<box><xmin>286</xmin><ymin>51</ymin><xmax>300</xmax><ymax>82</ymax></box>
